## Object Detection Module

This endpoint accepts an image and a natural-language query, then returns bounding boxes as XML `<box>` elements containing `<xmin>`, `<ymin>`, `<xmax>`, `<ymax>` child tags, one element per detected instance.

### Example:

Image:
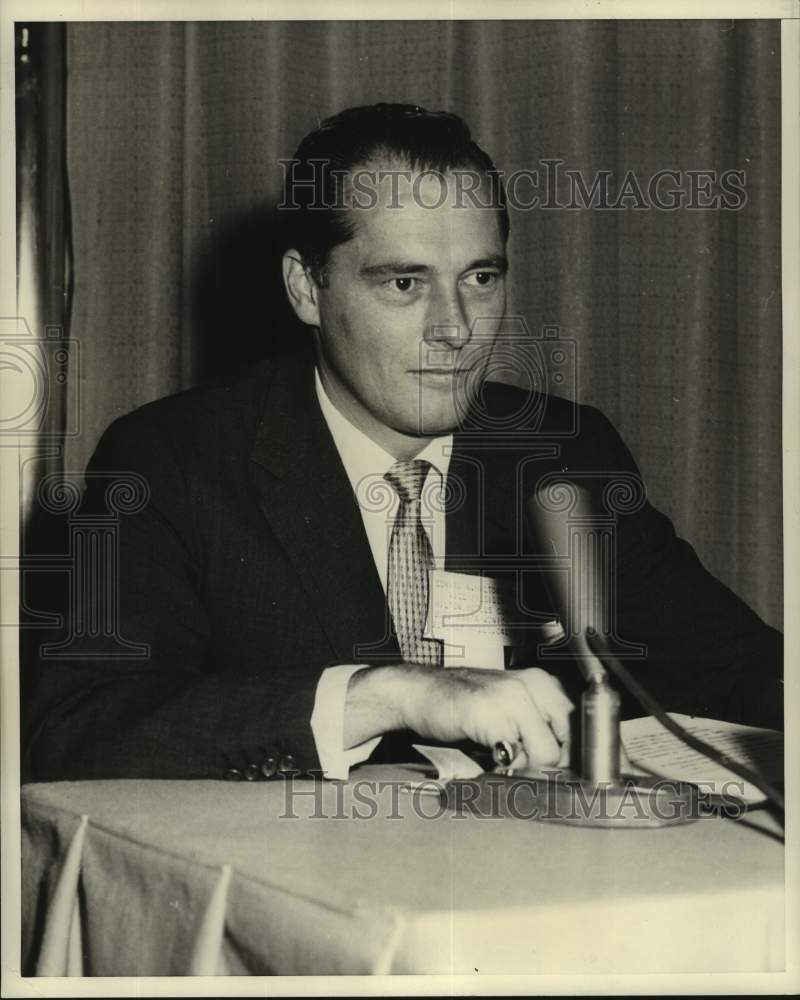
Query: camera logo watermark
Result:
<box><xmin>0</xmin><ymin>317</ymin><xmax>80</xmax><ymax>437</ymax></box>
<box><xmin>415</xmin><ymin>318</ymin><xmax>579</xmax><ymax>441</ymax></box>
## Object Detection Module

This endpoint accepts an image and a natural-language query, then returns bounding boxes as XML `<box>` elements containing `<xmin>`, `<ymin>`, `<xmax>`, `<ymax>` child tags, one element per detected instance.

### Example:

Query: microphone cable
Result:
<box><xmin>586</xmin><ymin>633</ymin><xmax>784</xmax><ymax>812</ymax></box>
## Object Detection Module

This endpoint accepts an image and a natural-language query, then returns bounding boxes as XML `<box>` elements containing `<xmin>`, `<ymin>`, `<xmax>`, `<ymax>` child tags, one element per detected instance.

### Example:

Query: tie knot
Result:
<box><xmin>384</xmin><ymin>459</ymin><xmax>432</xmax><ymax>503</ymax></box>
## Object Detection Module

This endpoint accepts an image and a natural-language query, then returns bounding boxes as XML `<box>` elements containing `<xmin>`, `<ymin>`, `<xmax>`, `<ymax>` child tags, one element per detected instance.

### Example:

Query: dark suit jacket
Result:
<box><xmin>22</xmin><ymin>349</ymin><xmax>783</xmax><ymax>781</ymax></box>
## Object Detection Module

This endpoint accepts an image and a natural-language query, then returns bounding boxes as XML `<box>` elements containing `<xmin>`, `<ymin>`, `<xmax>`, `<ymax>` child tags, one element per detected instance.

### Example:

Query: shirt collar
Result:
<box><xmin>314</xmin><ymin>367</ymin><xmax>454</xmax><ymax>493</ymax></box>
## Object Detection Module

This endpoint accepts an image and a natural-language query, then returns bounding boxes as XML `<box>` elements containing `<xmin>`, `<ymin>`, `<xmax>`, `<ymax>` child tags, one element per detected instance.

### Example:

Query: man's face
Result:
<box><xmin>308</xmin><ymin>164</ymin><xmax>508</xmax><ymax>451</ymax></box>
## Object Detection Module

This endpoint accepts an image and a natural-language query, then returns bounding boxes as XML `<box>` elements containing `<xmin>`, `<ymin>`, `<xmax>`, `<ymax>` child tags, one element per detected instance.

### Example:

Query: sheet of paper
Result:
<box><xmin>411</xmin><ymin>744</ymin><xmax>485</xmax><ymax>782</ymax></box>
<box><xmin>621</xmin><ymin>714</ymin><xmax>783</xmax><ymax>805</ymax></box>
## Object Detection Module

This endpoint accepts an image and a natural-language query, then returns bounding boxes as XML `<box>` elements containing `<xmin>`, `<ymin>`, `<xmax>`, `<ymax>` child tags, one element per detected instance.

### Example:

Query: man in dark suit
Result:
<box><xmin>22</xmin><ymin>104</ymin><xmax>782</xmax><ymax>782</ymax></box>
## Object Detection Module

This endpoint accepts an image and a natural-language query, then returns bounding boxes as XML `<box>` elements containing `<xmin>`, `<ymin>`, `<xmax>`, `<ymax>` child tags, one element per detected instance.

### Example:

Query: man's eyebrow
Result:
<box><xmin>358</xmin><ymin>255</ymin><xmax>509</xmax><ymax>278</ymax></box>
<box><xmin>358</xmin><ymin>262</ymin><xmax>432</xmax><ymax>278</ymax></box>
<box><xmin>470</xmin><ymin>255</ymin><xmax>508</xmax><ymax>273</ymax></box>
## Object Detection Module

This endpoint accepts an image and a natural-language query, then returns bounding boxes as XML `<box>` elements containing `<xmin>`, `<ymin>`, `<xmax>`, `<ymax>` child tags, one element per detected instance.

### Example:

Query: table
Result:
<box><xmin>20</xmin><ymin>766</ymin><xmax>785</xmax><ymax>976</ymax></box>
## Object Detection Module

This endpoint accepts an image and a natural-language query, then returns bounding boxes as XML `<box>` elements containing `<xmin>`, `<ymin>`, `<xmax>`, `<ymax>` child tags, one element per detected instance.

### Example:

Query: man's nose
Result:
<box><xmin>424</xmin><ymin>287</ymin><xmax>470</xmax><ymax>349</ymax></box>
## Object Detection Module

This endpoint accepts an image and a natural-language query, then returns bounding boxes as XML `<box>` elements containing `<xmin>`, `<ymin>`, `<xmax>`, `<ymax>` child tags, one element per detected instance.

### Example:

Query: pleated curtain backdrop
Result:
<box><xmin>64</xmin><ymin>20</ymin><xmax>782</xmax><ymax>628</ymax></box>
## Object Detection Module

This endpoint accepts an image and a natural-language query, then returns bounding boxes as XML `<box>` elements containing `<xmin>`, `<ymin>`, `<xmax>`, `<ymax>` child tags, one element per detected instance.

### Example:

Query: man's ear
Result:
<box><xmin>282</xmin><ymin>250</ymin><xmax>321</xmax><ymax>327</ymax></box>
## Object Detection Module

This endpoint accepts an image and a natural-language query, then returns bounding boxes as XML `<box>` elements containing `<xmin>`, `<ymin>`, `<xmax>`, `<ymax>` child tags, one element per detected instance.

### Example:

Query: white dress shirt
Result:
<box><xmin>309</xmin><ymin>368</ymin><xmax>454</xmax><ymax>779</ymax></box>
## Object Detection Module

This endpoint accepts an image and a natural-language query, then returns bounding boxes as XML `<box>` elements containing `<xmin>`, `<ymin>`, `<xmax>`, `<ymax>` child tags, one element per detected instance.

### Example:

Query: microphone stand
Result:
<box><xmin>502</xmin><ymin>642</ymin><xmax>700</xmax><ymax>827</ymax></box>
<box><xmin>446</xmin><ymin>479</ymin><xmax>699</xmax><ymax>827</ymax></box>
<box><xmin>446</xmin><ymin>653</ymin><xmax>700</xmax><ymax>828</ymax></box>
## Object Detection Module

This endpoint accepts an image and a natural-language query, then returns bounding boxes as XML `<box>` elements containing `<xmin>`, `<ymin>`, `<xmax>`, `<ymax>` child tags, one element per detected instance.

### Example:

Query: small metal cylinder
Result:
<box><xmin>581</xmin><ymin>677</ymin><xmax>621</xmax><ymax>784</ymax></box>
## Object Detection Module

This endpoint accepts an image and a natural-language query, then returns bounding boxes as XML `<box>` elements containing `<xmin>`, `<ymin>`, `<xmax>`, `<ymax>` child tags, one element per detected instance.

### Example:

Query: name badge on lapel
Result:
<box><xmin>424</xmin><ymin>569</ymin><xmax>564</xmax><ymax>670</ymax></box>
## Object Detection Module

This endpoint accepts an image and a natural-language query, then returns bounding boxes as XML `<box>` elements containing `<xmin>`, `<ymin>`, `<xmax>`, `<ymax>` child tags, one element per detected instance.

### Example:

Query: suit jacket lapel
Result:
<box><xmin>249</xmin><ymin>352</ymin><xmax>399</xmax><ymax>664</ymax></box>
<box><xmin>446</xmin><ymin>414</ymin><xmax>565</xmax><ymax>640</ymax></box>
<box><xmin>446</xmin><ymin>401</ymin><xmax>565</xmax><ymax>567</ymax></box>
<box><xmin>445</xmin><ymin>442</ymin><xmax>509</xmax><ymax>573</ymax></box>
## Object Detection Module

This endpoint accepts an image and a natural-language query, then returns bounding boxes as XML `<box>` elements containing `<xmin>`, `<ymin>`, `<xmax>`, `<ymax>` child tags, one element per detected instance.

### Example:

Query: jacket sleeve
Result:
<box><xmin>22</xmin><ymin>411</ymin><xmax>322</xmax><ymax>781</ymax></box>
<box><xmin>581</xmin><ymin>405</ymin><xmax>783</xmax><ymax>730</ymax></box>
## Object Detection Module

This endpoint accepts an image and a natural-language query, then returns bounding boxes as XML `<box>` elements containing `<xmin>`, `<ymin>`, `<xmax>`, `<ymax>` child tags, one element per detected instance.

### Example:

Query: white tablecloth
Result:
<box><xmin>21</xmin><ymin>767</ymin><xmax>785</xmax><ymax>976</ymax></box>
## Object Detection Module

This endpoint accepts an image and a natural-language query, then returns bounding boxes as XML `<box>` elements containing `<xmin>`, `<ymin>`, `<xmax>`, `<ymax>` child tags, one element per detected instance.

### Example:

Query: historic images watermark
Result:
<box><xmin>278</xmin><ymin>772</ymin><xmax>750</xmax><ymax>823</ymax></box>
<box><xmin>279</xmin><ymin>160</ymin><xmax>748</xmax><ymax>213</ymax></box>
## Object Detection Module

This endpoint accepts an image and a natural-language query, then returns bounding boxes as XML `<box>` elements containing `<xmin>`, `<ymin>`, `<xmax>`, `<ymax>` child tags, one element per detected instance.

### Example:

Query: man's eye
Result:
<box><xmin>465</xmin><ymin>271</ymin><xmax>499</xmax><ymax>288</ymax></box>
<box><xmin>389</xmin><ymin>277</ymin><xmax>418</xmax><ymax>292</ymax></box>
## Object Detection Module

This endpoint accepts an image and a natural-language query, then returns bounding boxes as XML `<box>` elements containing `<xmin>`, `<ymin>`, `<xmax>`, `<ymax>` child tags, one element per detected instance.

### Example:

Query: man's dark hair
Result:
<box><xmin>283</xmin><ymin>103</ymin><xmax>509</xmax><ymax>284</ymax></box>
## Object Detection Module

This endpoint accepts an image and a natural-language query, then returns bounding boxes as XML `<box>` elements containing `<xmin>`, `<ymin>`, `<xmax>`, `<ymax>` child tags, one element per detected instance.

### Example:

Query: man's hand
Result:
<box><xmin>343</xmin><ymin>663</ymin><xmax>574</xmax><ymax>768</ymax></box>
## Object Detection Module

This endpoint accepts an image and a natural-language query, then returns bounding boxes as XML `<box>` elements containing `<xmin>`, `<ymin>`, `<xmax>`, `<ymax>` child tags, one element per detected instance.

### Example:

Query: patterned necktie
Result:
<box><xmin>384</xmin><ymin>459</ymin><xmax>444</xmax><ymax>667</ymax></box>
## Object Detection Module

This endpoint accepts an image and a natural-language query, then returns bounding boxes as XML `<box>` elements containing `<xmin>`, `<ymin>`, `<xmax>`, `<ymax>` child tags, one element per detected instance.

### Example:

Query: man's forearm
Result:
<box><xmin>342</xmin><ymin>663</ymin><xmax>418</xmax><ymax>748</ymax></box>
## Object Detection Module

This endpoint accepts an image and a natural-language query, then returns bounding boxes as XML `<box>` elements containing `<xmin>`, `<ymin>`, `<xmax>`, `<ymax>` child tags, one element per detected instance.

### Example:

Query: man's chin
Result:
<box><xmin>405</xmin><ymin>405</ymin><xmax>464</xmax><ymax>438</ymax></box>
<box><xmin>415</xmin><ymin>385</ymin><xmax>483</xmax><ymax>434</ymax></box>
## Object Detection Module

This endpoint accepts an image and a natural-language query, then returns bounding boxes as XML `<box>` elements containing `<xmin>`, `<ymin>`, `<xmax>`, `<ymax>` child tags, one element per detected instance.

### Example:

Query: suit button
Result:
<box><xmin>260</xmin><ymin>757</ymin><xmax>277</xmax><ymax>778</ymax></box>
<box><xmin>243</xmin><ymin>763</ymin><xmax>261</xmax><ymax>781</ymax></box>
<box><xmin>278</xmin><ymin>755</ymin><xmax>297</xmax><ymax>774</ymax></box>
<box><xmin>224</xmin><ymin>768</ymin><xmax>242</xmax><ymax>781</ymax></box>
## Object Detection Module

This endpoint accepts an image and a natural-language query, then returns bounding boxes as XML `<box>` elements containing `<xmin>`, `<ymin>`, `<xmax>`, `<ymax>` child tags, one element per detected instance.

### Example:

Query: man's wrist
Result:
<box><xmin>343</xmin><ymin>663</ymin><xmax>424</xmax><ymax>748</ymax></box>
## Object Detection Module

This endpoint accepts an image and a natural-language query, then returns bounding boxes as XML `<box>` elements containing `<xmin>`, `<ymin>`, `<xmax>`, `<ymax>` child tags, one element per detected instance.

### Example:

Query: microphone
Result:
<box><xmin>518</xmin><ymin>476</ymin><xmax>698</xmax><ymax>825</ymax></box>
<box><xmin>526</xmin><ymin>479</ymin><xmax>608</xmax><ymax>681</ymax></box>
<box><xmin>527</xmin><ymin>478</ymin><xmax>621</xmax><ymax>784</ymax></box>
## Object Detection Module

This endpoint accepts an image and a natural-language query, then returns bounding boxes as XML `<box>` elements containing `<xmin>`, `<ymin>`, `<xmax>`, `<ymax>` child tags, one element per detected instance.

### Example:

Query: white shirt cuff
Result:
<box><xmin>310</xmin><ymin>664</ymin><xmax>382</xmax><ymax>780</ymax></box>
